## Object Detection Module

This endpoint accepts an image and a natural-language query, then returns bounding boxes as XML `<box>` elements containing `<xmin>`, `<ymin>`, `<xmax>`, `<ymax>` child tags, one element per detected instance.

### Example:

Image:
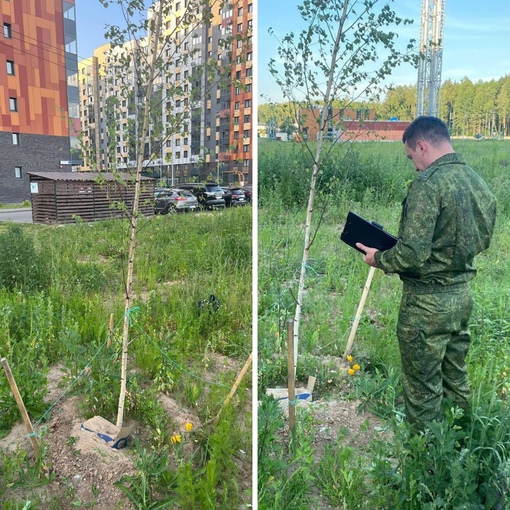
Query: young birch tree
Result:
<box><xmin>94</xmin><ymin>0</ymin><xmax>246</xmax><ymax>427</ymax></box>
<box><xmin>268</xmin><ymin>0</ymin><xmax>416</xmax><ymax>368</ymax></box>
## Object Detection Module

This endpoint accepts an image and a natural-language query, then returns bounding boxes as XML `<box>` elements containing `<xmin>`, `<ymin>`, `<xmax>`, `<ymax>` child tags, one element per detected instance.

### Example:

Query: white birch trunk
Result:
<box><xmin>116</xmin><ymin>2</ymin><xmax>163</xmax><ymax>428</ymax></box>
<box><xmin>293</xmin><ymin>4</ymin><xmax>349</xmax><ymax>371</ymax></box>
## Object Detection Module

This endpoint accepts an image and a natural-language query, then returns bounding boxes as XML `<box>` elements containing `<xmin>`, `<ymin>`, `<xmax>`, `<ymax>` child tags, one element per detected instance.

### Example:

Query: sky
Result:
<box><xmin>258</xmin><ymin>0</ymin><xmax>510</xmax><ymax>103</ymax></box>
<box><xmin>75</xmin><ymin>1</ymin><xmax>510</xmax><ymax>104</ymax></box>
<box><xmin>75</xmin><ymin>1</ymin><xmax>151</xmax><ymax>60</ymax></box>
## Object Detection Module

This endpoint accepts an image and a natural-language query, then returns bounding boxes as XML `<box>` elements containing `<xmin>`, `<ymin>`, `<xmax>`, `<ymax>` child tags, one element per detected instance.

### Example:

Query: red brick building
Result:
<box><xmin>298</xmin><ymin>107</ymin><xmax>410</xmax><ymax>143</ymax></box>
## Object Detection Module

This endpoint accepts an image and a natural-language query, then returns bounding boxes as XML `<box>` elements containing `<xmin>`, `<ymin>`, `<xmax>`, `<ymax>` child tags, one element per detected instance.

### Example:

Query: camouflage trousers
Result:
<box><xmin>397</xmin><ymin>283</ymin><xmax>473</xmax><ymax>430</ymax></box>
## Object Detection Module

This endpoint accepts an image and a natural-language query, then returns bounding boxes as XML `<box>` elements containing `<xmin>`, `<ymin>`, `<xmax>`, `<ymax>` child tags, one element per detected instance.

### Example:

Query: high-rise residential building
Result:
<box><xmin>0</xmin><ymin>0</ymin><xmax>78</xmax><ymax>203</ymax></box>
<box><xmin>76</xmin><ymin>0</ymin><xmax>252</xmax><ymax>185</ymax></box>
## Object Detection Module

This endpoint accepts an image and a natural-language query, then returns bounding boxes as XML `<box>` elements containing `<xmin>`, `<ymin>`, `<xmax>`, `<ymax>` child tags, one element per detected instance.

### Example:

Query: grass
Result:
<box><xmin>0</xmin><ymin>201</ymin><xmax>31</xmax><ymax>209</ymax></box>
<box><xmin>0</xmin><ymin>206</ymin><xmax>252</xmax><ymax>508</ymax></box>
<box><xmin>258</xmin><ymin>139</ymin><xmax>510</xmax><ymax>508</ymax></box>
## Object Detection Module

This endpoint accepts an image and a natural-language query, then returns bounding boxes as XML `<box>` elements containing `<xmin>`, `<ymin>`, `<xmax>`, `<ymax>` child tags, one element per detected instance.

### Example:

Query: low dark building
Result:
<box><xmin>28</xmin><ymin>172</ymin><xmax>154</xmax><ymax>224</ymax></box>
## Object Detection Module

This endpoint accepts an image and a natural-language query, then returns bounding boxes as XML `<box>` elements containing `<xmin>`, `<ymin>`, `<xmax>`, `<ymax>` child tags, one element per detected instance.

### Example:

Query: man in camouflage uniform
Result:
<box><xmin>357</xmin><ymin>116</ymin><xmax>497</xmax><ymax>431</ymax></box>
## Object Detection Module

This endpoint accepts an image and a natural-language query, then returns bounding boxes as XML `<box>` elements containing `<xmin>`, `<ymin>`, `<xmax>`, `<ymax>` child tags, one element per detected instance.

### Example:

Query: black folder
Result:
<box><xmin>340</xmin><ymin>211</ymin><xmax>398</xmax><ymax>254</ymax></box>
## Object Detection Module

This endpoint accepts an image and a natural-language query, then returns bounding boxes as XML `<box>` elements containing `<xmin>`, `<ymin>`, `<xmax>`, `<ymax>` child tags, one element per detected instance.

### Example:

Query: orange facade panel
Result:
<box><xmin>0</xmin><ymin>0</ymin><xmax>69</xmax><ymax>136</ymax></box>
<box><xmin>227</xmin><ymin>0</ymin><xmax>252</xmax><ymax>164</ymax></box>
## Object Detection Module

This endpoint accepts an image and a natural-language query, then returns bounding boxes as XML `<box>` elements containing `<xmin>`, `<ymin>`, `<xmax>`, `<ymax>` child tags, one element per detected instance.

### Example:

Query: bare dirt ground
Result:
<box><xmin>1</xmin><ymin>361</ymin><xmax>253</xmax><ymax>509</ymax></box>
<box><xmin>266</xmin><ymin>358</ymin><xmax>390</xmax><ymax>510</ymax></box>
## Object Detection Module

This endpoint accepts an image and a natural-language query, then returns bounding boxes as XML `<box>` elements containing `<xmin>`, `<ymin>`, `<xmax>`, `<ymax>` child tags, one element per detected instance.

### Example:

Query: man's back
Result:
<box><xmin>379</xmin><ymin>152</ymin><xmax>497</xmax><ymax>287</ymax></box>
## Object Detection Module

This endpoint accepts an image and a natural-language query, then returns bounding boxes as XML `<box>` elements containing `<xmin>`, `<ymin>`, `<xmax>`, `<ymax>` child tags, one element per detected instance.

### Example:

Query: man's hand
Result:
<box><xmin>356</xmin><ymin>243</ymin><xmax>379</xmax><ymax>267</ymax></box>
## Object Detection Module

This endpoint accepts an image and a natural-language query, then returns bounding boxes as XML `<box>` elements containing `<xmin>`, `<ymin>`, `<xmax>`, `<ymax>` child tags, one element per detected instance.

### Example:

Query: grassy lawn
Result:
<box><xmin>0</xmin><ymin>206</ymin><xmax>253</xmax><ymax>509</ymax></box>
<box><xmin>258</xmin><ymin>139</ymin><xmax>510</xmax><ymax>509</ymax></box>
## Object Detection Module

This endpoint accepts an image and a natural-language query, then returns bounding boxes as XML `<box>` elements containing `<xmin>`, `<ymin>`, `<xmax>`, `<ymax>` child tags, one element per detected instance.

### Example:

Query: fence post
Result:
<box><xmin>287</xmin><ymin>319</ymin><xmax>296</xmax><ymax>432</ymax></box>
<box><xmin>1</xmin><ymin>358</ymin><xmax>41</xmax><ymax>456</ymax></box>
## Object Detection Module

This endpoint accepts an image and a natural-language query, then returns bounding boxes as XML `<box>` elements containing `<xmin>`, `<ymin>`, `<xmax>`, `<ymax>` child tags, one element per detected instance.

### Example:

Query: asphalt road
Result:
<box><xmin>0</xmin><ymin>208</ymin><xmax>33</xmax><ymax>223</ymax></box>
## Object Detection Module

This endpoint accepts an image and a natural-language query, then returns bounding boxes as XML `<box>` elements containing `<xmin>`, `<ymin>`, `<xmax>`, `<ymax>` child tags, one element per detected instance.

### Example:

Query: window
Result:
<box><xmin>243</xmin><ymin>144</ymin><xmax>249</xmax><ymax>153</ymax></box>
<box><xmin>245</xmin><ymin>99</ymin><xmax>251</xmax><ymax>108</ymax></box>
<box><xmin>238</xmin><ymin>7</ymin><xmax>243</xmax><ymax>16</ymax></box>
<box><xmin>244</xmin><ymin>114</ymin><xmax>250</xmax><ymax>123</ymax></box>
<box><xmin>234</xmin><ymin>131</ymin><xmax>239</xmax><ymax>139</ymax></box>
<box><xmin>246</xmin><ymin>67</ymin><xmax>252</xmax><ymax>77</ymax></box>
<box><xmin>244</xmin><ymin>130</ymin><xmax>250</xmax><ymax>138</ymax></box>
<box><xmin>9</xmin><ymin>97</ymin><xmax>17</xmax><ymax>111</ymax></box>
<box><xmin>247</xmin><ymin>52</ymin><xmax>252</xmax><ymax>61</ymax></box>
<box><xmin>234</xmin><ymin>101</ymin><xmax>240</xmax><ymax>109</ymax></box>
<box><xmin>248</xmin><ymin>3</ymin><xmax>253</xmax><ymax>12</ymax></box>
<box><xmin>3</xmin><ymin>23</ymin><xmax>12</xmax><ymax>38</ymax></box>
<box><xmin>246</xmin><ymin>83</ymin><xmax>252</xmax><ymax>92</ymax></box>
<box><xmin>12</xmin><ymin>133</ymin><xmax>19</xmax><ymax>145</ymax></box>
<box><xmin>237</xmin><ymin>23</ymin><xmax>242</xmax><ymax>33</ymax></box>
<box><xmin>6</xmin><ymin>60</ymin><xmax>14</xmax><ymax>75</ymax></box>
<box><xmin>183</xmin><ymin>150</ymin><xmax>188</xmax><ymax>158</ymax></box>
<box><xmin>176</xmin><ymin>151</ymin><xmax>181</xmax><ymax>159</ymax></box>
<box><xmin>14</xmin><ymin>166</ymin><xmax>22</xmax><ymax>179</ymax></box>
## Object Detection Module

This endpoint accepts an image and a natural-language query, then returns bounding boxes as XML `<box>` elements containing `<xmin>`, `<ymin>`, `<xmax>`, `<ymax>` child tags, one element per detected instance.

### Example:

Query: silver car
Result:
<box><xmin>154</xmin><ymin>188</ymin><xmax>199</xmax><ymax>214</ymax></box>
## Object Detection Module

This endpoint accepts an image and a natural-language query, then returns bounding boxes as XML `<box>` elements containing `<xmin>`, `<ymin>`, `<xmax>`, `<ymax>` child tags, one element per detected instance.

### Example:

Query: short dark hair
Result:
<box><xmin>402</xmin><ymin>116</ymin><xmax>450</xmax><ymax>149</ymax></box>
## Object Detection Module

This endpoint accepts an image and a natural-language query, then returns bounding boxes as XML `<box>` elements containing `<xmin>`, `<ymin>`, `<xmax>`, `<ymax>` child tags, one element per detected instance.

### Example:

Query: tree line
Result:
<box><xmin>259</xmin><ymin>75</ymin><xmax>510</xmax><ymax>138</ymax></box>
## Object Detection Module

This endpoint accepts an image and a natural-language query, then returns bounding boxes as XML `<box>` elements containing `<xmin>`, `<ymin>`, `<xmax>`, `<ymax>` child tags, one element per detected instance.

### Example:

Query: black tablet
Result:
<box><xmin>340</xmin><ymin>211</ymin><xmax>398</xmax><ymax>254</ymax></box>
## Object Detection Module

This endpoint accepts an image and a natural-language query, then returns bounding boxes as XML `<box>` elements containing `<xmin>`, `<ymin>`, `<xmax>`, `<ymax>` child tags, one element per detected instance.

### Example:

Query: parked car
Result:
<box><xmin>179</xmin><ymin>183</ymin><xmax>226</xmax><ymax>210</ymax></box>
<box><xmin>240</xmin><ymin>185</ymin><xmax>253</xmax><ymax>204</ymax></box>
<box><xmin>221</xmin><ymin>187</ymin><xmax>247</xmax><ymax>207</ymax></box>
<box><xmin>229</xmin><ymin>185</ymin><xmax>252</xmax><ymax>204</ymax></box>
<box><xmin>154</xmin><ymin>188</ymin><xmax>198</xmax><ymax>214</ymax></box>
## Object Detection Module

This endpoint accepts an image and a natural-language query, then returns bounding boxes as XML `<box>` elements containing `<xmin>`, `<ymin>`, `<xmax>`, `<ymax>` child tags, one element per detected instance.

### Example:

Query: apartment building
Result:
<box><xmin>77</xmin><ymin>0</ymin><xmax>252</xmax><ymax>185</ymax></box>
<box><xmin>0</xmin><ymin>0</ymin><xmax>78</xmax><ymax>203</ymax></box>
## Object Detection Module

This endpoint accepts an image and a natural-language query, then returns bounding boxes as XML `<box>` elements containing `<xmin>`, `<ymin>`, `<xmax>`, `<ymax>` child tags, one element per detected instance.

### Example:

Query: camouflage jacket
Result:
<box><xmin>375</xmin><ymin>153</ymin><xmax>497</xmax><ymax>289</ymax></box>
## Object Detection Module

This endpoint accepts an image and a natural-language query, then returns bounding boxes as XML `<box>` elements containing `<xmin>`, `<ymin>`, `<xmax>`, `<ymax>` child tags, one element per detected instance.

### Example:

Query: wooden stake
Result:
<box><xmin>287</xmin><ymin>319</ymin><xmax>296</xmax><ymax>432</ymax></box>
<box><xmin>343</xmin><ymin>265</ymin><xmax>376</xmax><ymax>359</ymax></box>
<box><xmin>107</xmin><ymin>312</ymin><xmax>114</xmax><ymax>348</ymax></box>
<box><xmin>209</xmin><ymin>351</ymin><xmax>253</xmax><ymax>426</ymax></box>
<box><xmin>1</xmin><ymin>358</ymin><xmax>40</xmax><ymax>456</ymax></box>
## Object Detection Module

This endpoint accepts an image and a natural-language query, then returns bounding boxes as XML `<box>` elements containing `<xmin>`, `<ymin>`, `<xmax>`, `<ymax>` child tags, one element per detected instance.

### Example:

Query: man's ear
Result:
<box><xmin>415</xmin><ymin>139</ymin><xmax>427</xmax><ymax>153</ymax></box>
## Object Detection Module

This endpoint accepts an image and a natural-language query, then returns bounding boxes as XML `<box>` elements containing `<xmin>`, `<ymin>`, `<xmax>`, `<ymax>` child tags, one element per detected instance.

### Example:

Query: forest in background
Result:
<box><xmin>259</xmin><ymin>75</ymin><xmax>510</xmax><ymax>138</ymax></box>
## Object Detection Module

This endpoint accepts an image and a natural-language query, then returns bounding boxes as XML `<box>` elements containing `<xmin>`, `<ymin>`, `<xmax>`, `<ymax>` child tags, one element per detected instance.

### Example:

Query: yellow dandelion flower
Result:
<box><xmin>171</xmin><ymin>434</ymin><xmax>182</xmax><ymax>444</ymax></box>
<box><xmin>353</xmin><ymin>364</ymin><xmax>361</xmax><ymax>371</ymax></box>
<box><xmin>185</xmin><ymin>422</ymin><xmax>193</xmax><ymax>432</ymax></box>
<box><xmin>348</xmin><ymin>368</ymin><xmax>355</xmax><ymax>376</ymax></box>
<box><xmin>347</xmin><ymin>355</ymin><xmax>353</xmax><ymax>363</ymax></box>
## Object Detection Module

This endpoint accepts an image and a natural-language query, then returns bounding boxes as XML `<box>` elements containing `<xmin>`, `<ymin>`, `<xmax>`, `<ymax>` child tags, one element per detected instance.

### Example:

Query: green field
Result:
<box><xmin>258</xmin><ymin>139</ymin><xmax>510</xmax><ymax>509</ymax></box>
<box><xmin>0</xmin><ymin>207</ymin><xmax>252</xmax><ymax>509</ymax></box>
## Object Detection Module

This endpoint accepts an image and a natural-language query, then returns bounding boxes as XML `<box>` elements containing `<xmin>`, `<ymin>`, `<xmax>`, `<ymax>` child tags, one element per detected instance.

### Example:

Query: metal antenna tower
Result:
<box><xmin>416</xmin><ymin>0</ymin><xmax>446</xmax><ymax>117</ymax></box>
